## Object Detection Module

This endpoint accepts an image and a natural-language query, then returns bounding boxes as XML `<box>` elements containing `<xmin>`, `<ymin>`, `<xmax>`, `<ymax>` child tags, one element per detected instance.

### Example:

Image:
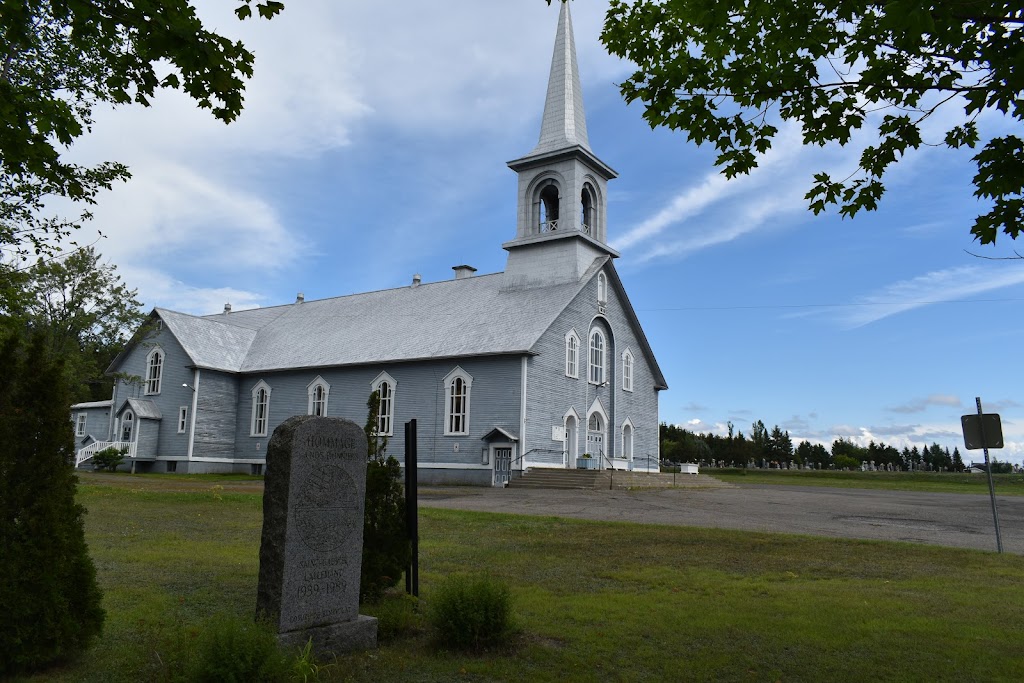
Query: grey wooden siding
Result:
<box><xmin>232</xmin><ymin>356</ymin><xmax>523</xmax><ymax>466</ymax></box>
<box><xmin>525</xmin><ymin>267</ymin><xmax>661</xmax><ymax>468</ymax></box>
<box><xmin>75</xmin><ymin>406</ymin><xmax>112</xmax><ymax>443</ymax></box>
<box><xmin>136</xmin><ymin>418</ymin><xmax>160</xmax><ymax>459</ymax></box>
<box><xmin>107</xmin><ymin>319</ymin><xmax>195</xmax><ymax>459</ymax></box>
<box><xmin>194</xmin><ymin>370</ymin><xmax>239</xmax><ymax>459</ymax></box>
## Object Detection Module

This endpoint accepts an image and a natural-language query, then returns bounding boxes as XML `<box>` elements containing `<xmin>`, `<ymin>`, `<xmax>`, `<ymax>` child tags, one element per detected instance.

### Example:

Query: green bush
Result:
<box><xmin>0</xmin><ymin>333</ymin><xmax>105</xmax><ymax>675</ymax></box>
<box><xmin>365</xmin><ymin>591</ymin><xmax>421</xmax><ymax>642</ymax></box>
<box><xmin>188</xmin><ymin>615</ymin><xmax>291</xmax><ymax>683</ymax></box>
<box><xmin>834</xmin><ymin>455</ymin><xmax>861</xmax><ymax>470</ymax></box>
<box><xmin>428</xmin><ymin>575</ymin><xmax>514</xmax><ymax>651</ymax></box>
<box><xmin>92</xmin><ymin>446</ymin><xmax>125</xmax><ymax>471</ymax></box>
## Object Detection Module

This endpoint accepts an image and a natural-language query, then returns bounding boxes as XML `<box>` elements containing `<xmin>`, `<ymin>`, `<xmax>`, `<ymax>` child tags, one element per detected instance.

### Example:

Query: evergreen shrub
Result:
<box><xmin>428</xmin><ymin>575</ymin><xmax>514</xmax><ymax>650</ymax></box>
<box><xmin>361</xmin><ymin>391</ymin><xmax>411</xmax><ymax>602</ymax></box>
<box><xmin>0</xmin><ymin>333</ymin><xmax>105</xmax><ymax>675</ymax></box>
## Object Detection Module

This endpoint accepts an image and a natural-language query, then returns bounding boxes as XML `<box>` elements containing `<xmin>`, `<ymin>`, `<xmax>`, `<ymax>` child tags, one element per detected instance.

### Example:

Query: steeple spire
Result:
<box><xmin>531</xmin><ymin>0</ymin><xmax>590</xmax><ymax>155</ymax></box>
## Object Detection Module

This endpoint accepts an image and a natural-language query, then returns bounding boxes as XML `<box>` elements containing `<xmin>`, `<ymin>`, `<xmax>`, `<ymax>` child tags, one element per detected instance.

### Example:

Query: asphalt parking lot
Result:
<box><xmin>418</xmin><ymin>483</ymin><xmax>1023</xmax><ymax>555</ymax></box>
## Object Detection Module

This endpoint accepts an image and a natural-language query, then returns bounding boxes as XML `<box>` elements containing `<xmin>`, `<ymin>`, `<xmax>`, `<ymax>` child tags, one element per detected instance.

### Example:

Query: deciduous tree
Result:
<box><xmin>600</xmin><ymin>0</ymin><xmax>1024</xmax><ymax>243</ymax></box>
<box><xmin>1</xmin><ymin>0</ymin><xmax>284</xmax><ymax>261</ymax></box>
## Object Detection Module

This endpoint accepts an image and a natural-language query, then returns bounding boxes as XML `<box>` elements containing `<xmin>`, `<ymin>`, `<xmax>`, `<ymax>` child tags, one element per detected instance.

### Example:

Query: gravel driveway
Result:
<box><xmin>418</xmin><ymin>484</ymin><xmax>1023</xmax><ymax>555</ymax></box>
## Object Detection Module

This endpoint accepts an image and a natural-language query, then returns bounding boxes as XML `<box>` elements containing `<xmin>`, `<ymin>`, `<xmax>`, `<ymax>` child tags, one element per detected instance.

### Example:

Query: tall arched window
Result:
<box><xmin>145</xmin><ymin>348</ymin><xmax>163</xmax><ymax>395</ymax></box>
<box><xmin>539</xmin><ymin>183</ymin><xmax>560</xmax><ymax>232</ymax></box>
<box><xmin>581</xmin><ymin>184</ymin><xmax>596</xmax><ymax>234</ymax></box>
<box><xmin>622</xmin><ymin>421</ymin><xmax>634</xmax><ymax>461</ymax></box>
<box><xmin>443</xmin><ymin>367</ymin><xmax>473</xmax><ymax>436</ymax></box>
<box><xmin>597</xmin><ymin>272</ymin><xmax>607</xmax><ymax>304</ymax></box>
<box><xmin>251</xmin><ymin>381</ymin><xmax>271</xmax><ymax>437</ymax></box>
<box><xmin>565</xmin><ymin>329</ymin><xmax>580</xmax><ymax>378</ymax></box>
<box><xmin>377</xmin><ymin>380</ymin><xmax>393</xmax><ymax>435</ymax></box>
<box><xmin>307</xmin><ymin>376</ymin><xmax>330</xmax><ymax>416</ymax></box>
<box><xmin>622</xmin><ymin>349</ymin><xmax>634</xmax><ymax>392</ymax></box>
<box><xmin>589</xmin><ymin>328</ymin><xmax>605</xmax><ymax>384</ymax></box>
<box><xmin>371</xmin><ymin>371</ymin><xmax>398</xmax><ymax>436</ymax></box>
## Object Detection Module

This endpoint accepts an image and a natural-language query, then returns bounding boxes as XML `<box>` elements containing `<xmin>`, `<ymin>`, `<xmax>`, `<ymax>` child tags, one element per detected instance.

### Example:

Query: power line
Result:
<box><xmin>640</xmin><ymin>297</ymin><xmax>1024</xmax><ymax>312</ymax></box>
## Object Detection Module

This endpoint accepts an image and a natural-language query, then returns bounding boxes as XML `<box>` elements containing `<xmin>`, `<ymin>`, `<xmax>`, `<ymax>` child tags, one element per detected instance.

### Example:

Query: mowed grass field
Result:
<box><xmin>703</xmin><ymin>467</ymin><xmax>1024</xmax><ymax>496</ymax></box>
<box><xmin>24</xmin><ymin>474</ymin><xmax>1024</xmax><ymax>682</ymax></box>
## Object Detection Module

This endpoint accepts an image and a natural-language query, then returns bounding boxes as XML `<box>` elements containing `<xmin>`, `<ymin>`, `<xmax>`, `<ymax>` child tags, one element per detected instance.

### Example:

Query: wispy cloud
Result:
<box><xmin>888</xmin><ymin>394</ymin><xmax>964</xmax><ymax>414</ymax></box>
<box><xmin>834</xmin><ymin>265</ymin><xmax>1024</xmax><ymax>328</ymax></box>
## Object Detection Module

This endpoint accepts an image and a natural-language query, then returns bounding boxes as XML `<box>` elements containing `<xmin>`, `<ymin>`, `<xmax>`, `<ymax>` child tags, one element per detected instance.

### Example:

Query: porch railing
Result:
<box><xmin>75</xmin><ymin>441</ymin><xmax>137</xmax><ymax>468</ymax></box>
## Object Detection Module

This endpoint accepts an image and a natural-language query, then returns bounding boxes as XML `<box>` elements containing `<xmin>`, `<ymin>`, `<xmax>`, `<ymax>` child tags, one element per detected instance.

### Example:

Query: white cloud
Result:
<box><xmin>121</xmin><ymin>265</ymin><xmax>266</xmax><ymax>316</ymax></box>
<box><xmin>888</xmin><ymin>394</ymin><xmax>965</xmax><ymax>414</ymax></box>
<box><xmin>835</xmin><ymin>265</ymin><xmax>1024</xmax><ymax>328</ymax></box>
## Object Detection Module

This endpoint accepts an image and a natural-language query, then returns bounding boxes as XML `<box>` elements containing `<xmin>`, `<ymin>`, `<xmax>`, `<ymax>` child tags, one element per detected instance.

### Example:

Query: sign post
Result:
<box><xmin>960</xmin><ymin>398</ymin><xmax>1004</xmax><ymax>553</ymax></box>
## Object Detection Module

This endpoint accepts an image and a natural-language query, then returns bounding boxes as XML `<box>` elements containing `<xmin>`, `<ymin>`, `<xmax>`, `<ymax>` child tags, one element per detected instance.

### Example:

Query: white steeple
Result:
<box><xmin>502</xmin><ymin>1</ymin><xmax>618</xmax><ymax>291</ymax></box>
<box><xmin>531</xmin><ymin>0</ymin><xmax>590</xmax><ymax>155</ymax></box>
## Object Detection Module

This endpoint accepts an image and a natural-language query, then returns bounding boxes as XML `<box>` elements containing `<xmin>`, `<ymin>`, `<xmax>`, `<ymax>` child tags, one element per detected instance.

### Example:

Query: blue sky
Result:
<box><xmin>66</xmin><ymin>1</ymin><xmax>1023</xmax><ymax>463</ymax></box>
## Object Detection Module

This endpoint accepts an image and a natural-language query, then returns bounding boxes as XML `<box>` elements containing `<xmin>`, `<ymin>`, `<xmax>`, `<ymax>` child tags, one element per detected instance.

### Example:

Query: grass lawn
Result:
<box><xmin>23</xmin><ymin>475</ymin><xmax>1024</xmax><ymax>682</ymax></box>
<box><xmin>704</xmin><ymin>467</ymin><xmax>1024</xmax><ymax>496</ymax></box>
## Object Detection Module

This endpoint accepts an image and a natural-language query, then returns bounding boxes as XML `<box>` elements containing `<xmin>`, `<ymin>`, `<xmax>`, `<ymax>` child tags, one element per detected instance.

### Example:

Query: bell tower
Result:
<box><xmin>503</xmin><ymin>0</ymin><xmax>618</xmax><ymax>291</ymax></box>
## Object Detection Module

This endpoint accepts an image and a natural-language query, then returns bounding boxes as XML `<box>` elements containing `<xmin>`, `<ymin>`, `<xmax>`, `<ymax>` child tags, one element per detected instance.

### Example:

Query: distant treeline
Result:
<box><xmin>659</xmin><ymin>421</ymin><xmax>1013</xmax><ymax>472</ymax></box>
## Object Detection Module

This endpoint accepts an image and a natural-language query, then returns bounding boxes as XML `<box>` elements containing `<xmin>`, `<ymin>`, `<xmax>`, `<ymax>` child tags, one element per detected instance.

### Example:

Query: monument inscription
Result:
<box><xmin>256</xmin><ymin>416</ymin><xmax>377</xmax><ymax>653</ymax></box>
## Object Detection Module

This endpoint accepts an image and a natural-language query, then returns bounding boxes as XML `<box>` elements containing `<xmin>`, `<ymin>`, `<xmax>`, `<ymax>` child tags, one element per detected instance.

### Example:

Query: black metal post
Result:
<box><xmin>976</xmin><ymin>398</ymin><xmax>1004</xmax><ymax>553</ymax></box>
<box><xmin>404</xmin><ymin>419</ymin><xmax>419</xmax><ymax>596</ymax></box>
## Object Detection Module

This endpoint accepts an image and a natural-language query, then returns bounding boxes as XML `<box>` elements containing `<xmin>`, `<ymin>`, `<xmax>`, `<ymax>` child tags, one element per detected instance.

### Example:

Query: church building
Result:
<box><xmin>71</xmin><ymin>2</ymin><xmax>667</xmax><ymax>485</ymax></box>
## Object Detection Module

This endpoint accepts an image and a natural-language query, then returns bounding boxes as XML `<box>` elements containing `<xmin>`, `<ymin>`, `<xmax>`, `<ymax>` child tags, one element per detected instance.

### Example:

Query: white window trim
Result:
<box><xmin>622</xmin><ymin>348</ymin><xmax>634</xmax><ymax>392</ymax></box>
<box><xmin>621</xmin><ymin>418</ymin><xmax>635</xmax><ymax>460</ymax></box>
<box><xmin>144</xmin><ymin>346</ymin><xmax>164</xmax><ymax>395</ymax></box>
<box><xmin>250</xmin><ymin>380</ymin><xmax>272</xmax><ymax>437</ymax></box>
<box><xmin>443</xmin><ymin>366</ymin><xmax>473</xmax><ymax>436</ymax></box>
<box><xmin>370</xmin><ymin>371</ymin><xmax>398</xmax><ymax>437</ymax></box>
<box><xmin>306</xmin><ymin>375</ymin><xmax>331</xmax><ymax>417</ymax></box>
<box><xmin>121</xmin><ymin>410</ymin><xmax>135</xmax><ymax>442</ymax></box>
<box><xmin>597</xmin><ymin>272</ymin><xmax>607</xmax><ymax>304</ymax></box>
<box><xmin>75</xmin><ymin>413</ymin><xmax>87</xmax><ymax>437</ymax></box>
<box><xmin>177</xmin><ymin>406</ymin><xmax>188</xmax><ymax>434</ymax></box>
<box><xmin>589</xmin><ymin>328</ymin><xmax>606</xmax><ymax>385</ymax></box>
<box><xmin>565</xmin><ymin>329</ymin><xmax>580</xmax><ymax>378</ymax></box>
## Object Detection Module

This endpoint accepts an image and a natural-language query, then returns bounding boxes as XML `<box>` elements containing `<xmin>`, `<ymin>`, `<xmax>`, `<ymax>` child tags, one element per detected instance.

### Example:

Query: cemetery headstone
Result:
<box><xmin>256</xmin><ymin>416</ymin><xmax>377</xmax><ymax>654</ymax></box>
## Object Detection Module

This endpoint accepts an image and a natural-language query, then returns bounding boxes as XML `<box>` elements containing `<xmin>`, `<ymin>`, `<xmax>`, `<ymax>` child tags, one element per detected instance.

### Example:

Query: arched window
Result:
<box><xmin>586</xmin><ymin>410</ymin><xmax>605</xmax><ymax>458</ymax></box>
<box><xmin>597</xmin><ymin>272</ymin><xmax>607</xmax><ymax>304</ymax></box>
<box><xmin>564</xmin><ymin>410</ymin><xmax>579</xmax><ymax>465</ymax></box>
<box><xmin>589</xmin><ymin>328</ymin><xmax>605</xmax><ymax>384</ymax></box>
<box><xmin>121</xmin><ymin>410</ymin><xmax>135</xmax><ymax>442</ymax></box>
<box><xmin>307</xmin><ymin>376</ymin><xmax>330</xmax><ymax>416</ymax></box>
<box><xmin>622</xmin><ymin>348</ymin><xmax>634</xmax><ymax>392</ymax></box>
<box><xmin>443</xmin><ymin>367</ymin><xmax>473</xmax><ymax>435</ymax></box>
<box><xmin>145</xmin><ymin>348</ymin><xmax>163</xmax><ymax>395</ymax></box>
<box><xmin>622</xmin><ymin>420</ymin><xmax>634</xmax><ymax>460</ymax></box>
<box><xmin>581</xmin><ymin>184</ymin><xmax>596</xmax><ymax>235</ymax></box>
<box><xmin>565</xmin><ymin>329</ymin><xmax>580</xmax><ymax>378</ymax></box>
<box><xmin>539</xmin><ymin>183</ymin><xmax>560</xmax><ymax>232</ymax></box>
<box><xmin>251</xmin><ymin>381</ymin><xmax>271</xmax><ymax>437</ymax></box>
<box><xmin>371</xmin><ymin>371</ymin><xmax>397</xmax><ymax>436</ymax></box>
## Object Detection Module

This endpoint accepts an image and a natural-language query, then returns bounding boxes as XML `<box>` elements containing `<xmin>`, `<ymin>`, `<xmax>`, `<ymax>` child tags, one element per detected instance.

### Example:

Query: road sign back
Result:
<box><xmin>960</xmin><ymin>413</ymin><xmax>1004</xmax><ymax>450</ymax></box>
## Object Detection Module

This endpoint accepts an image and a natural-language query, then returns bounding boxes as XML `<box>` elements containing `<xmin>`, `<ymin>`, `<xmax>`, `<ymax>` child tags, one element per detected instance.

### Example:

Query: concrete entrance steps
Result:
<box><xmin>509</xmin><ymin>468</ymin><xmax>732</xmax><ymax>491</ymax></box>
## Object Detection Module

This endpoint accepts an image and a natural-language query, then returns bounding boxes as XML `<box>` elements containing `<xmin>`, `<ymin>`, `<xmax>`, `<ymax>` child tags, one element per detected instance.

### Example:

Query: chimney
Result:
<box><xmin>223</xmin><ymin>303</ymin><xmax>231</xmax><ymax>314</ymax></box>
<box><xmin>295</xmin><ymin>292</ymin><xmax>304</xmax><ymax>303</ymax></box>
<box><xmin>452</xmin><ymin>264</ymin><xmax>477</xmax><ymax>280</ymax></box>
<box><xmin>411</xmin><ymin>273</ymin><xmax>422</xmax><ymax>288</ymax></box>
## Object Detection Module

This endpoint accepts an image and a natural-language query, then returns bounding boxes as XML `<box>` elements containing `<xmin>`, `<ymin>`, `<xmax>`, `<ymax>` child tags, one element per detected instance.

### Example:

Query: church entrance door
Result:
<box><xmin>493</xmin><ymin>447</ymin><xmax>512</xmax><ymax>487</ymax></box>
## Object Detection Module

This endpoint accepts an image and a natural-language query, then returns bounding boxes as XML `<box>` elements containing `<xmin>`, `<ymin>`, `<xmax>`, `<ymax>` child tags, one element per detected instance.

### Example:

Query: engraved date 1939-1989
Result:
<box><xmin>297</xmin><ymin>579</ymin><xmax>345</xmax><ymax>598</ymax></box>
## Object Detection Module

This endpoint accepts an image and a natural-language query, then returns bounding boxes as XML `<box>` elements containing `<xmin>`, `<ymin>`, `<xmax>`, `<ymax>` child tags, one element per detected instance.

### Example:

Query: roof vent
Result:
<box><xmin>452</xmin><ymin>265</ymin><xmax>477</xmax><ymax>280</ymax></box>
<box><xmin>223</xmin><ymin>303</ymin><xmax>232</xmax><ymax>314</ymax></box>
<box><xmin>296</xmin><ymin>292</ymin><xmax>304</xmax><ymax>303</ymax></box>
<box><xmin>411</xmin><ymin>273</ymin><xmax>422</xmax><ymax>288</ymax></box>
